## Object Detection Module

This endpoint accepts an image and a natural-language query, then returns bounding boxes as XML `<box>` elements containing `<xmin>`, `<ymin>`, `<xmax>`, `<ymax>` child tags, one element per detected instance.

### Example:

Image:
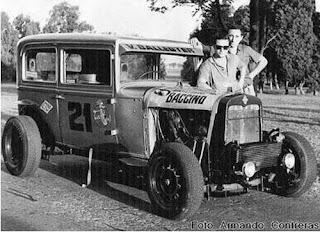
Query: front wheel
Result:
<box><xmin>274</xmin><ymin>132</ymin><xmax>317</xmax><ymax>197</ymax></box>
<box><xmin>2</xmin><ymin>116</ymin><xmax>42</xmax><ymax>176</ymax></box>
<box><xmin>147</xmin><ymin>143</ymin><xmax>204</xmax><ymax>220</ymax></box>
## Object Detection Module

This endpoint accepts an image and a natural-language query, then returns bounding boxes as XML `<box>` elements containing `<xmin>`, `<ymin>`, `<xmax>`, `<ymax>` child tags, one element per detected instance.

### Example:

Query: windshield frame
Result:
<box><xmin>119</xmin><ymin>51</ymin><xmax>203</xmax><ymax>85</ymax></box>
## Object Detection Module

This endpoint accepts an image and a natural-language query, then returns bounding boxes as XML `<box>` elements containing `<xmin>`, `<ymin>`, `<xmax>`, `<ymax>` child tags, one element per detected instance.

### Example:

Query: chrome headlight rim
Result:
<box><xmin>283</xmin><ymin>152</ymin><xmax>295</xmax><ymax>169</ymax></box>
<box><xmin>242</xmin><ymin>161</ymin><xmax>256</xmax><ymax>178</ymax></box>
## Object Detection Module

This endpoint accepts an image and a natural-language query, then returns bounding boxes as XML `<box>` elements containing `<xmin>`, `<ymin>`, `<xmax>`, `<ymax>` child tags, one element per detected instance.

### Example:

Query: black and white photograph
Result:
<box><xmin>1</xmin><ymin>0</ymin><xmax>320</xmax><ymax>230</ymax></box>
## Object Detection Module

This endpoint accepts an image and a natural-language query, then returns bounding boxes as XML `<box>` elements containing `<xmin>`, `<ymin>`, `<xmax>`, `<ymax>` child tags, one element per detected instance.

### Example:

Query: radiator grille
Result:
<box><xmin>226</xmin><ymin>104</ymin><xmax>261</xmax><ymax>144</ymax></box>
<box><xmin>239</xmin><ymin>142</ymin><xmax>282</xmax><ymax>169</ymax></box>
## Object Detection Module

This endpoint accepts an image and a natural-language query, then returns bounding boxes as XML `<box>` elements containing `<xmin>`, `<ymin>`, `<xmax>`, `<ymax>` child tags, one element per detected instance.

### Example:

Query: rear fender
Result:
<box><xmin>18</xmin><ymin>103</ymin><xmax>55</xmax><ymax>147</ymax></box>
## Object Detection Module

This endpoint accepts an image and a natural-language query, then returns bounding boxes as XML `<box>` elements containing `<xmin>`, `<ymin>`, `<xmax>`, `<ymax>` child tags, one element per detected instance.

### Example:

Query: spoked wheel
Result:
<box><xmin>2</xmin><ymin>116</ymin><xmax>42</xmax><ymax>176</ymax></box>
<box><xmin>274</xmin><ymin>132</ymin><xmax>317</xmax><ymax>197</ymax></box>
<box><xmin>147</xmin><ymin>143</ymin><xmax>204</xmax><ymax>220</ymax></box>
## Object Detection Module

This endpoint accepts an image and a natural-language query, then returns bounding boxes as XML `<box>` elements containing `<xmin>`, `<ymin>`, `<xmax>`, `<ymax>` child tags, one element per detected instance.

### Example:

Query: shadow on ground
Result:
<box><xmin>36</xmin><ymin>155</ymin><xmax>153</xmax><ymax>214</ymax></box>
<box><xmin>1</xmin><ymin>214</ymin><xmax>37</xmax><ymax>231</ymax></box>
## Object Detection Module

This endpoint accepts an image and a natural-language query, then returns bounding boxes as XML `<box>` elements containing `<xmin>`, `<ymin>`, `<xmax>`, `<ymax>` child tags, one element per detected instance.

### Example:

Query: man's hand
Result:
<box><xmin>243</xmin><ymin>77</ymin><xmax>253</xmax><ymax>87</ymax></box>
<box><xmin>189</xmin><ymin>37</ymin><xmax>202</xmax><ymax>50</ymax></box>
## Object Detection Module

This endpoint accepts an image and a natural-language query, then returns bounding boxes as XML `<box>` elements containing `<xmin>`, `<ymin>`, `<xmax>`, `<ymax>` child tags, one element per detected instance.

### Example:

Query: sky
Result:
<box><xmin>1</xmin><ymin>0</ymin><xmax>320</xmax><ymax>41</ymax></box>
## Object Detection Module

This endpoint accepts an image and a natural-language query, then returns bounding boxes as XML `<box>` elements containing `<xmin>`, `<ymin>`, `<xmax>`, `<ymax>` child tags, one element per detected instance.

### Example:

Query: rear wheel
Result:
<box><xmin>2</xmin><ymin>116</ymin><xmax>42</xmax><ymax>176</ymax></box>
<box><xmin>275</xmin><ymin>132</ymin><xmax>317</xmax><ymax>197</ymax></box>
<box><xmin>147</xmin><ymin>142</ymin><xmax>204</xmax><ymax>220</ymax></box>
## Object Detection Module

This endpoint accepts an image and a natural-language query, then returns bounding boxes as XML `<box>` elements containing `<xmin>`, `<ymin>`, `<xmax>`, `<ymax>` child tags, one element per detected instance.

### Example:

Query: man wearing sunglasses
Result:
<box><xmin>197</xmin><ymin>38</ymin><xmax>246</xmax><ymax>93</ymax></box>
<box><xmin>191</xmin><ymin>27</ymin><xmax>268</xmax><ymax>95</ymax></box>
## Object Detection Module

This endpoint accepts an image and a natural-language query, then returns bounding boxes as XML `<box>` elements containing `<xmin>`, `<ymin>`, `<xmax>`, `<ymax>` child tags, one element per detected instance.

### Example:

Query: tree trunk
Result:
<box><xmin>285</xmin><ymin>80</ymin><xmax>289</xmax><ymax>94</ymax></box>
<box><xmin>274</xmin><ymin>74</ymin><xmax>280</xmax><ymax>89</ymax></box>
<box><xmin>299</xmin><ymin>82</ymin><xmax>305</xmax><ymax>95</ymax></box>
<box><xmin>215</xmin><ymin>0</ymin><xmax>228</xmax><ymax>34</ymax></box>
<box><xmin>250</xmin><ymin>0</ymin><xmax>260</xmax><ymax>51</ymax></box>
<box><xmin>259</xmin><ymin>0</ymin><xmax>267</xmax><ymax>53</ymax></box>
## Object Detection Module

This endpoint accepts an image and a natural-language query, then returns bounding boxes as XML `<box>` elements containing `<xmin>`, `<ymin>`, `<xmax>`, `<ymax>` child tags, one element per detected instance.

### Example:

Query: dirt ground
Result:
<box><xmin>1</xmin><ymin>83</ymin><xmax>320</xmax><ymax>231</ymax></box>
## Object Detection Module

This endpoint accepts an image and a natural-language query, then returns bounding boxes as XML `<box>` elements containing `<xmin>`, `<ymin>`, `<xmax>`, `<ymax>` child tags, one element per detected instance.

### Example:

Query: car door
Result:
<box><xmin>18</xmin><ymin>46</ymin><xmax>61</xmax><ymax>143</ymax></box>
<box><xmin>57</xmin><ymin>45</ymin><xmax>117</xmax><ymax>148</ymax></box>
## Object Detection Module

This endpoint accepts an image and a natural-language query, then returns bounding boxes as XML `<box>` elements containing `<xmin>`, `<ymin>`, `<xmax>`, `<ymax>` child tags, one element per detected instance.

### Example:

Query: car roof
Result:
<box><xmin>18</xmin><ymin>33</ymin><xmax>188</xmax><ymax>47</ymax></box>
<box><xmin>18</xmin><ymin>33</ymin><xmax>204</xmax><ymax>56</ymax></box>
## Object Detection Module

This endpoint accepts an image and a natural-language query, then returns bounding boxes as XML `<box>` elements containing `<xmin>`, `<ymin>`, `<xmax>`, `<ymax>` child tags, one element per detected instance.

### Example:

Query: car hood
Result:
<box><xmin>118</xmin><ymin>82</ymin><xmax>232</xmax><ymax>111</ymax></box>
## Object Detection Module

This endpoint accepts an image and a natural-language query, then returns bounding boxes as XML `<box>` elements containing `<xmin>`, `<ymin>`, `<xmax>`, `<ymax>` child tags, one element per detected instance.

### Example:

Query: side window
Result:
<box><xmin>24</xmin><ymin>48</ymin><xmax>56</xmax><ymax>82</ymax></box>
<box><xmin>63</xmin><ymin>49</ymin><xmax>111</xmax><ymax>85</ymax></box>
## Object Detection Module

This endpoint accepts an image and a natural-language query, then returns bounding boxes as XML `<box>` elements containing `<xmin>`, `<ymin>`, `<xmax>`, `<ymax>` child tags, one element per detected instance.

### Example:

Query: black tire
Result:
<box><xmin>20</xmin><ymin>106</ymin><xmax>55</xmax><ymax>148</ymax></box>
<box><xmin>2</xmin><ymin>116</ymin><xmax>42</xmax><ymax>176</ymax></box>
<box><xmin>275</xmin><ymin>132</ymin><xmax>317</xmax><ymax>197</ymax></box>
<box><xmin>147</xmin><ymin>142</ymin><xmax>204</xmax><ymax>220</ymax></box>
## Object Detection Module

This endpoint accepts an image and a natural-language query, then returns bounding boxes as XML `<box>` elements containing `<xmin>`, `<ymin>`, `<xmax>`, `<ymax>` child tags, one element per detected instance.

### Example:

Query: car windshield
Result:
<box><xmin>120</xmin><ymin>53</ymin><xmax>201</xmax><ymax>84</ymax></box>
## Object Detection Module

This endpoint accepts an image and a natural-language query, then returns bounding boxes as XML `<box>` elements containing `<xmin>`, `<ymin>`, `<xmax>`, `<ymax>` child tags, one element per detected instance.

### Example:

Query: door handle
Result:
<box><xmin>53</xmin><ymin>94</ymin><xmax>65</xmax><ymax>100</ymax></box>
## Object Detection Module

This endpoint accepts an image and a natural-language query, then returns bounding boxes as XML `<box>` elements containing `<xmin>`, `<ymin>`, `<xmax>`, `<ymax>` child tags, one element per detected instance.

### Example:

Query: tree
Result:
<box><xmin>308</xmin><ymin>40</ymin><xmax>320</xmax><ymax>95</ymax></box>
<box><xmin>191</xmin><ymin>1</ymin><xmax>235</xmax><ymax>46</ymax></box>
<box><xmin>1</xmin><ymin>12</ymin><xmax>19</xmax><ymax>82</ymax></box>
<box><xmin>148</xmin><ymin>0</ymin><xmax>234</xmax><ymax>41</ymax></box>
<box><xmin>233</xmin><ymin>5</ymin><xmax>250</xmax><ymax>37</ymax></box>
<box><xmin>313</xmin><ymin>12</ymin><xmax>320</xmax><ymax>38</ymax></box>
<box><xmin>270</xmin><ymin>0</ymin><xmax>317</xmax><ymax>94</ymax></box>
<box><xmin>310</xmin><ymin>12</ymin><xmax>320</xmax><ymax>94</ymax></box>
<box><xmin>13</xmin><ymin>14</ymin><xmax>40</xmax><ymax>38</ymax></box>
<box><xmin>43</xmin><ymin>2</ymin><xmax>94</xmax><ymax>33</ymax></box>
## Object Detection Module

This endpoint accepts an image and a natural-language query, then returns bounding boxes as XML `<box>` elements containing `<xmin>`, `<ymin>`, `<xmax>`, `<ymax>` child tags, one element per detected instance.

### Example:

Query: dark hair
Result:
<box><xmin>215</xmin><ymin>38</ymin><xmax>230</xmax><ymax>45</ymax></box>
<box><xmin>228</xmin><ymin>25</ymin><xmax>243</xmax><ymax>34</ymax></box>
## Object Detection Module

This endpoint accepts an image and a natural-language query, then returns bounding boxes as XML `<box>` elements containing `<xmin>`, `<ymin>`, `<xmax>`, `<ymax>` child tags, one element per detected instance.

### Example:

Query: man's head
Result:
<box><xmin>215</xmin><ymin>39</ymin><xmax>229</xmax><ymax>58</ymax></box>
<box><xmin>228</xmin><ymin>28</ymin><xmax>243</xmax><ymax>48</ymax></box>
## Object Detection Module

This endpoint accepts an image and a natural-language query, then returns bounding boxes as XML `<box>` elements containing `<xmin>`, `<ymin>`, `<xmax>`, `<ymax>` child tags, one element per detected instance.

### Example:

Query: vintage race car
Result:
<box><xmin>2</xmin><ymin>33</ymin><xmax>317</xmax><ymax>220</ymax></box>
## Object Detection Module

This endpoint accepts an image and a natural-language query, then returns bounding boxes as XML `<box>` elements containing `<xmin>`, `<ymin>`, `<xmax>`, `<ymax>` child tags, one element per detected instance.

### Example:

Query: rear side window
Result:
<box><xmin>63</xmin><ymin>49</ymin><xmax>111</xmax><ymax>86</ymax></box>
<box><xmin>24</xmin><ymin>48</ymin><xmax>56</xmax><ymax>82</ymax></box>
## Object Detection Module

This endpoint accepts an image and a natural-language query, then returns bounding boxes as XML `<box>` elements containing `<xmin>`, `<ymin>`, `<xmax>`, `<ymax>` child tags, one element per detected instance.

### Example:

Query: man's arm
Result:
<box><xmin>189</xmin><ymin>37</ymin><xmax>213</xmax><ymax>56</ymax></box>
<box><xmin>197</xmin><ymin>77</ymin><xmax>212</xmax><ymax>89</ymax></box>
<box><xmin>246</xmin><ymin>47</ymin><xmax>268</xmax><ymax>79</ymax></box>
<box><xmin>197</xmin><ymin>62</ymin><xmax>212</xmax><ymax>90</ymax></box>
<box><xmin>247</xmin><ymin>56</ymin><xmax>268</xmax><ymax>79</ymax></box>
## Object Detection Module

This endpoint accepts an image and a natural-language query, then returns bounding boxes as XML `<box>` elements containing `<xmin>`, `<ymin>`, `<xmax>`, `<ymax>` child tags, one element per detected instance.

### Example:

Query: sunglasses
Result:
<box><xmin>216</xmin><ymin>45</ymin><xmax>229</xmax><ymax>50</ymax></box>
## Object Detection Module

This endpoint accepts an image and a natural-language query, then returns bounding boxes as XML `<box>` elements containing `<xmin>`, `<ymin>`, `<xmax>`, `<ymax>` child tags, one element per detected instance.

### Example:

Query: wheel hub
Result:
<box><xmin>160</xmin><ymin>166</ymin><xmax>180</xmax><ymax>197</ymax></box>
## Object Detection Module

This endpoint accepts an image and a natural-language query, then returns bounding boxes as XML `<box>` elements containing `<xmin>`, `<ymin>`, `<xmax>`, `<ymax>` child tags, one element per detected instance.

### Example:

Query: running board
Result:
<box><xmin>118</xmin><ymin>157</ymin><xmax>148</xmax><ymax>167</ymax></box>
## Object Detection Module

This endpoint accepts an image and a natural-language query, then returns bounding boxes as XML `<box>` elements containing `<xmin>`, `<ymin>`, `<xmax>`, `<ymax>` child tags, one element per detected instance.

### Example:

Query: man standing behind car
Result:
<box><xmin>197</xmin><ymin>38</ymin><xmax>246</xmax><ymax>93</ymax></box>
<box><xmin>191</xmin><ymin>27</ymin><xmax>268</xmax><ymax>96</ymax></box>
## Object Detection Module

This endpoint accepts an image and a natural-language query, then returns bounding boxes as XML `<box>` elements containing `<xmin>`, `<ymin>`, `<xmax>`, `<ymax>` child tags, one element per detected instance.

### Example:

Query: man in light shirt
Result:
<box><xmin>197</xmin><ymin>38</ymin><xmax>247</xmax><ymax>93</ymax></box>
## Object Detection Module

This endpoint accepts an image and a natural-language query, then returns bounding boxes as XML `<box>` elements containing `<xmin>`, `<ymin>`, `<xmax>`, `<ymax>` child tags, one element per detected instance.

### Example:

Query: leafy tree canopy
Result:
<box><xmin>43</xmin><ymin>1</ymin><xmax>94</xmax><ymax>33</ymax></box>
<box><xmin>313</xmin><ymin>11</ymin><xmax>320</xmax><ymax>38</ymax></box>
<box><xmin>1</xmin><ymin>12</ymin><xmax>19</xmax><ymax>81</ymax></box>
<box><xmin>147</xmin><ymin>0</ymin><xmax>233</xmax><ymax>13</ymax></box>
<box><xmin>13</xmin><ymin>14</ymin><xmax>40</xmax><ymax>38</ymax></box>
<box><xmin>1</xmin><ymin>12</ymin><xmax>19</xmax><ymax>63</ymax></box>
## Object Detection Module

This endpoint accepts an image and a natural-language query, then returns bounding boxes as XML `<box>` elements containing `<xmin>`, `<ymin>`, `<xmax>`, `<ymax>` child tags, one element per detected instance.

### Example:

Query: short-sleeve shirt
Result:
<box><xmin>197</xmin><ymin>53</ymin><xmax>245</xmax><ymax>92</ymax></box>
<box><xmin>204</xmin><ymin>44</ymin><xmax>261</xmax><ymax>75</ymax></box>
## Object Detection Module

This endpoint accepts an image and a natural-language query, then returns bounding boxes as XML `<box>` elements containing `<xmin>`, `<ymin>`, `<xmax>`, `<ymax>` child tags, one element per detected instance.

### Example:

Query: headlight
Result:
<box><xmin>283</xmin><ymin>153</ymin><xmax>295</xmax><ymax>169</ymax></box>
<box><xmin>242</xmin><ymin>162</ymin><xmax>256</xmax><ymax>178</ymax></box>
